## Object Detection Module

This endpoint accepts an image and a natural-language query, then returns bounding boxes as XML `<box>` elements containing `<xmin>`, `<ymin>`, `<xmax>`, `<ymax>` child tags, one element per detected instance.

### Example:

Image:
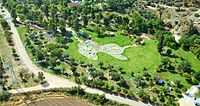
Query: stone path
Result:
<box><xmin>78</xmin><ymin>40</ymin><xmax>132</xmax><ymax>60</ymax></box>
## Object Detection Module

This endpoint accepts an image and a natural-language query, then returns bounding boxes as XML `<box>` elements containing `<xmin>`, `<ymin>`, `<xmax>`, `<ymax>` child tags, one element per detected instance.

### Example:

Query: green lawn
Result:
<box><xmin>67</xmin><ymin>37</ymin><xmax>161</xmax><ymax>74</ymax></box>
<box><xmin>174</xmin><ymin>49</ymin><xmax>200</xmax><ymax>71</ymax></box>
<box><xmin>16</xmin><ymin>25</ymin><xmax>27</xmax><ymax>41</ymax></box>
<box><xmin>83</xmin><ymin>29</ymin><xmax>134</xmax><ymax>46</ymax></box>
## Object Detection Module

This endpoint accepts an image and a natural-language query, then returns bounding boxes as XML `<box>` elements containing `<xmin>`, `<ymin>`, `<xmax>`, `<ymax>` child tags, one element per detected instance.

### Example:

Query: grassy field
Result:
<box><xmin>83</xmin><ymin>29</ymin><xmax>134</xmax><ymax>46</ymax></box>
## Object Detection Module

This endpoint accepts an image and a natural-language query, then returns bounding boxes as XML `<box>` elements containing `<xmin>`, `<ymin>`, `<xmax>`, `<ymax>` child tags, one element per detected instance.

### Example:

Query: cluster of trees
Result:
<box><xmin>0</xmin><ymin>17</ymin><xmax>10</xmax><ymax>30</ymax></box>
<box><xmin>0</xmin><ymin>17</ymin><xmax>14</xmax><ymax>46</ymax></box>
<box><xmin>179</xmin><ymin>33</ymin><xmax>200</xmax><ymax>59</ymax></box>
<box><xmin>72</xmin><ymin>62</ymin><xmax>133</xmax><ymax>98</ymax></box>
<box><xmin>146</xmin><ymin>0</ymin><xmax>200</xmax><ymax>7</ymax></box>
<box><xmin>22</xmin><ymin>29</ymin><xmax>73</xmax><ymax>75</ymax></box>
<box><xmin>0</xmin><ymin>57</ymin><xmax>11</xmax><ymax>101</ymax></box>
<box><xmin>0</xmin><ymin>91</ymin><xmax>11</xmax><ymax>101</ymax></box>
<box><xmin>132</xmin><ymin>71</ymin><xmax>182</xmax><ymax>105</ymax></box>
<box><xmin>0</xmin><ymin>57</ymin><xmax>6</xmax><ymax>90</ymax></box>
<box><xmin>154</xmin><ymin>30</ymin><xmax>178</xmax><ymax>54</ymax></box>
<box><xmin>65</xmin><ymin>86</ymin><xmax>124</xmax><ymax>106</ymax></box>
<box><xmin>4</xmin><ymin>0</ymin><xmax>166</xmax><ymax>37</ymax></box>
<box><xmin>157</xmin><ymin>52</ymin><xmax>200</xmax><ymax>85</ymax></box>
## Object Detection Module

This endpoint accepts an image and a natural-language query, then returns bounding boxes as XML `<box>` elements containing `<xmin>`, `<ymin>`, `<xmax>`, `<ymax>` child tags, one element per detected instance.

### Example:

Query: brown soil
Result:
<box><xmin>21</xmin><ymin>97</ymin><xmax>92</xmax><ymax>106</ymax></box>
<box><xmin>0</xmin><ymin>92</ymin><xmax>93</xmax><ymax>106</ymax></box>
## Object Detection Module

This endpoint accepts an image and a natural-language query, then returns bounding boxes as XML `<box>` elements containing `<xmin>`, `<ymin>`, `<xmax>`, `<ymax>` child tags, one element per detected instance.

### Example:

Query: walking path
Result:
<box><xmin>0</xmin><ymin>5</ymin><xmax>149</xmax><ymax>106</ymax></box>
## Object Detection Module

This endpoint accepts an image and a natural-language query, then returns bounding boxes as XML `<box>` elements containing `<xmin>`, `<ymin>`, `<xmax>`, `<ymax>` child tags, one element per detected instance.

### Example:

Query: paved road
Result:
<box><xmin>178</xmin><ymin>86</ymin><xmax>199</xmax><ymax>106</ymax></box>
<box><xmin>0</xmin><ymin>5</ymin><xmax>150</xmax><ymax>106</ymax></box>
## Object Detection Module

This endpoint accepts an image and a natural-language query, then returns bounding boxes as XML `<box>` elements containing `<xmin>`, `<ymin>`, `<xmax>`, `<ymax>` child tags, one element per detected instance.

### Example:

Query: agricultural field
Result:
<box><xmin>23</xmin><ymin>97</ymin><xmax>92</xmax><ymax>106</ymax></box>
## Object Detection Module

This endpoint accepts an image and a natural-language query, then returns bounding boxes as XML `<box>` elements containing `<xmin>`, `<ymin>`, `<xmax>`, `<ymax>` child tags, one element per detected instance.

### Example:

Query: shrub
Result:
<box><xmin>189</xmin><ymin>7</ymin><xmax>198</xmax><ymax>11</ymax></box>
<box><xmin>0</xmin><ymin>91</ymin><xmax>11</xmax><ymax>101</ymax></box>
<box><xmin>194</xmin><ymin>13</ymin><xmax>199</xmax><ymax>17</ymax></box>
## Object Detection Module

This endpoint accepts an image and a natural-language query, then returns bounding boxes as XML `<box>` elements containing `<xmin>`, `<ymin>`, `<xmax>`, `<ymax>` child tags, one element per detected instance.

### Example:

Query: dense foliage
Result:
<box><xmin>0</xmin><ymin>91</ymin><xmax>11</xmax><ymax>101</ymax></box>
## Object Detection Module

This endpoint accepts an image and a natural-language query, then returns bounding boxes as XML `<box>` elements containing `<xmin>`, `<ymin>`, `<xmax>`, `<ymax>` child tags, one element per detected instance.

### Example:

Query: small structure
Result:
<box><xmin>67</xmin><ymin>2</ymin><xmax>81</xmax><ymax>7</ymax></box>
<box><xmin>104</xmin><ymin>32</ymin><xmax>115</xmax><ymax>37</ymax></box>
<box><xmin>88</xmin><ymin>76</ymin><xmax>93</xmax><ymax>81</ymax></box>
<box><xmin>140</xmin><ymin>80</ymin><xmax>147</xmax><ymax>87</ymax></box>
<box><xmin>48</xmin><ymin>66</ymin><xmax>53</xmax><ymax>70</ymax></box>
<box><xmin>169</xmin><ymin>81</ymin><xmax>175</xmax><ymax>85</ymax></box>
<box><xmin>160</xmin><ymin>80</ymin><xmax>165</xmax><ymax>86</ymax></box>
<box><xmin>168</xmin><ymin>87</ymin><xmax>173</xmax><ymax>91</ymax></box>
<box><xmin>44</xmin><ymin>33</ymin><xmax>53</xmax><ymax>40</ymax></box>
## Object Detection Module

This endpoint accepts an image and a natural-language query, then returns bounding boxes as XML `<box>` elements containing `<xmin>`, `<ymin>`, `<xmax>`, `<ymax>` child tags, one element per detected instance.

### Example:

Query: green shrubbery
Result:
<box><xmin>0</xmin><ymin>91</ymin><xmax>11</xmax><ymax>101</ymax></box>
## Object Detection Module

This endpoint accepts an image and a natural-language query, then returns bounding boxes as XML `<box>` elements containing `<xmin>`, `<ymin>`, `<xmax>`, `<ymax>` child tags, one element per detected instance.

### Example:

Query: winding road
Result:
<box><xmin>0</xmin><ymin>5</ymin><xmax>150</xmax><ymax>106</ymax></box>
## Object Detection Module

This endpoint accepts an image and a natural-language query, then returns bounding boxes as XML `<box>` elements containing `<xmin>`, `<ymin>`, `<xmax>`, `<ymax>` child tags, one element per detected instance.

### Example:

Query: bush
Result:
<box><xmin>0</xmin><ymin>91</ymin><xmax>11</xmax><ymax>101</ymax></box>
<box><xmin>194</xmin><ymin>13</ymin><xmax>199</xmax><ymax>17</ymax></box>
<box><xmin>189</xmin><ymin>7</ymin><xmax>198</xmax><ymax>11</ymax></box>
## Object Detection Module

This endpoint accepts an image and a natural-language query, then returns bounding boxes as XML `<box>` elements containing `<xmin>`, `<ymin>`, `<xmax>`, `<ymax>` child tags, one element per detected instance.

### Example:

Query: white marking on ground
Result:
<box><xmin>78</xmin><ymin>40</ymin><xmax>132</xmax><ymax>60</ymax></box>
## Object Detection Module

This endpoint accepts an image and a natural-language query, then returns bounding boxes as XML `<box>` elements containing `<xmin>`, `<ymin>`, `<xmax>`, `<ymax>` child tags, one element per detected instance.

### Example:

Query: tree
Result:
<box><xmin>178</xmin><ymin>61</ymin><xmax>192</xmax><ymax>73</ymax></box>
<box><xmin>157</xmin><ymin>33</ymin><xmax>164</xmax><ymax>54</ymax></box>
<box><xmin>43</xmin><ymin>3</ymin><xmax>49</xmax><ymax>18</ymax></box>
<box><xmin>166</xmin><ymin>49</ymin><xmax>172</xmax><ymax>56</ymax></box>
<box><xmin>116</xmin><ymin>87</ymin><xmax>121</xmax><ymax>92</ymax></box>
<box><xmin>0</xmin><ymin>91</ymin><xmax>11</xmax><ymax>101</ymax></box>
<box><xmin>72</xmin><ymin>17</ymin><xmax>79</xmax><ymax>32</ymax></box>
<box><xmin>194</xmin><ymin>71</ymin><xmax>200</xmax><ymax>81</ymax></box>
<box><xmin>49</xmin><ymin>19</ymin><xmax>57</xmax><ymax>35</ymax></box>
<box><xmin>19</xmin><ymin>68</ymin><xmax>31</xmax><ymax>82</ymax></box>
<box><xmin>2</xmin><ymin>0</ymin><xmax>7</xmax><ymax>6</ymax></box>
<box><xmin>38</xmin><ymin>72</ymin><xmax>45</xmax><ymax>81</ymax></box>
<box><xmin>35</xmin><ymin>48</ymin><xmax>44</xmax><ymax>61</ymax></box>
<box><xmin>82</xmin><ymin>15</ymin><xmax>89</xmax><ymax>27</ymax></box>
<box><xmin>35</xmin><ymin>0</ymin><xmax>43</xmax><ymax>7</ymax></box>
<box><xmin>11</xmin><ymin>9</ymin><xmax>17</xmax><ymax>23</ymax></box>
<box><xmin>117</xmin><ymin>79</ymin><xmax>127</xmax><ymax>88</ymax></box>
<box><xmin>0</xmin><ymin>19</ymin><xmax>10</xmax><ymax>30</ymax></box>
<box><xmin>138</xmin><ymin>89</ymin><xmax>150</xmax><ymax>102</ymax></box>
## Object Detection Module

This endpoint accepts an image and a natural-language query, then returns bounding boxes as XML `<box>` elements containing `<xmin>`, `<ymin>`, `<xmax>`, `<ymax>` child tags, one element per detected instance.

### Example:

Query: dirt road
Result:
<box><xmin>0</xmin><ymin>5</ymin><xmax>149</xmax><ymax>106</ymax></box>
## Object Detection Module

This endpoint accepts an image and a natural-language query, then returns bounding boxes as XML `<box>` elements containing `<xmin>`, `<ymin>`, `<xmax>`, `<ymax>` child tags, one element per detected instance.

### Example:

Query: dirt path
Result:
<box><xmin>0</xmin><ymin>5</ymin><xmax>150</xmax><ymax>106</ymax></box>
<box><xmin>178</xmin><ymin>86</ymin><xmax>199</xmax><ymax>106</ymax></box>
